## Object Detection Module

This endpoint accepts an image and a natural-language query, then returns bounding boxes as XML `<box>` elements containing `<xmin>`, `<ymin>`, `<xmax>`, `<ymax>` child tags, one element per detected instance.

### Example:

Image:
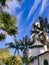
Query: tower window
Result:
<box><xmin>44</xmin><ymin>59</ymin><xmax>48</xmax><ymax>65</ymax></box>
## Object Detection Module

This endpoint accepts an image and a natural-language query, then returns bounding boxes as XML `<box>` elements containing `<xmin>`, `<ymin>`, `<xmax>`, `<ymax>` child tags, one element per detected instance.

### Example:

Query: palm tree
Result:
<box><xmin>0</xmin><ymin>0</ymin><xmax>18</xmax><ymax>41</ymax></box>
<box><xmin>18</xmin><ymin>36</ymin><xmax>34</xmax><ymax>65</ymax></box>
<box><xmin>0</xmin><ymin>0</ymin><xmax>19</xmax><ymax>40</ymax></box>
<box><xmin>27</xmin><ymin>17</ymin><xmax>49</xmax><ymax>65</ymax></box>
<box><xmin>6</xmin><ymin>41</ymin><xmax>20</xmax><ymax>56</ymax></box>
<box><xmin>0</xmin><ymin>11</ymin><xmax>18</xmax><ymax>34</ymax></box>
<box><xmin>6</xmin><ymin>35</ymin><xmax>30</xmax><ymax>64</ymax></box>
<box><xmin>6</xmin><ymin>34</ymin><xmax>36</xmax><ymax>65</ymax></box>
<box><xmin>0</xmin><ymin>10</ymin><xmax>18</xmax><ymax>41</ymax></box>
<box><xmin>17</xmin><ymin>0</ymin><xmax>22</xmax><ymax>2</ymax></box>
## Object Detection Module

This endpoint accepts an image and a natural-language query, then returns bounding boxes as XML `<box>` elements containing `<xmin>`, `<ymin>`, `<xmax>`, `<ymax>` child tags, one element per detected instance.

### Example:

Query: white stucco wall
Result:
<box><xmin>39</xmin><ymin>52</ymin><xmax>49</xmax><ymax>65</ymax></box>
<box><xmin>28</xmin><ymin>58</ymin><xmax>38</xmax><ymax>65</ymax></box>
<box><xmin>28</xmin><ymin>46</ymin><xmax>47</xmax><ymax>58</ymax></box>
<box><xmin>28</xmin><ymin>48</ymin><xmax>40</xmax><ymax>57</ymax></box>
<box><xmin>28</xmin><ymin>52</ymin><xmax>49</xmax><ymax>65</ymax></box>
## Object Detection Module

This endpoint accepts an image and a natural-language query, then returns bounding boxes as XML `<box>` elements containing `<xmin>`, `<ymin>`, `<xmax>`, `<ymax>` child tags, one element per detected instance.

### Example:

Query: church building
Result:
<box><xmin>28</xmin><ymin>22</ymin><xmax>49</xmax><ymax>65</ymax></box>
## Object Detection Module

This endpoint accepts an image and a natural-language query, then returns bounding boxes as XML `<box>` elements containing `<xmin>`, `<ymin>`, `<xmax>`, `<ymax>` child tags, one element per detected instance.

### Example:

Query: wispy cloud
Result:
<box><xmin>29</xmin><ymin>9</ymin><xmax>40</xmax><ymax>28</ymax></box>
<box><xmin>27</xmin><ymin>0</ymin><xmax>41</xmax><ymax>20</ymax></box>
<box><xmin>40</xmin><ymin>0</ymin><xmax>48</xmax><ymax>15</ymax></box>
<box><xmin>28</xmin><ymin>0</ymin><xmax>49</xmax><ymax>29</ymax></box>
<box><xmin>4</xmin><ymin>0</ymin><xmax>21</xmax><ymax>15</ymax></box>
<box><xmin>4</xmin><ymin>0</ymin><xmax>49</xmax><ymax>39</ymax></box>
<box><xmin>17</xmin><ymin>8</ymin><xmax>25</xmax><ymax>20</ymax></box>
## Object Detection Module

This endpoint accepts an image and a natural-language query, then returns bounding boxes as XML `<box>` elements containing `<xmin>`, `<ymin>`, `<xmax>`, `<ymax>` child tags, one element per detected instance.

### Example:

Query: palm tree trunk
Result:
<box><xmin>14</xmin><ymin>49</ymin><xmax>16</xmax><ymax>56</ymax></box>
<box><xmin>14</xmin><ymin>35</ymin><xmax>19</xmax><ymax>56</ymax></box>
<box><xmin>23</xmin><ymin>48</ymin><xmax>29</xmax><ymax>65</ymax></box>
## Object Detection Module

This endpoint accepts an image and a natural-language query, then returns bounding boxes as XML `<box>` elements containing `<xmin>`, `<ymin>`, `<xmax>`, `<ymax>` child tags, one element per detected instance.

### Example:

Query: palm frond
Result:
<box><xmin>17</xmin><ymin>0</ymin><xmax>22</xmax><ymax>2</ymax></box>
<box><xmin>6</xmin><ymin>42</ymin><xmax>15</xmax><ymax>48</ymax></box>
<box><xmin>0</xmin><ymin>33</ymin><xmax>5</xmax><ymax>41</ymax></box>
<box><xmin>28</xmin><ymin>56</ymin><xmax>36</xmax><ymax>63</ymax></box>
<box><xmin>47</xmin><ymin>24</ymin><xmax>49</xmax><ymax>29</ymax></box>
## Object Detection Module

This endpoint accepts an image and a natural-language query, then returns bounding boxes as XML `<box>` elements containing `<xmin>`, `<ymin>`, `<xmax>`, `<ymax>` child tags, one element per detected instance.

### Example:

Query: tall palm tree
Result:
<box><xmin>18</xmin><ymin>36</ymin><xmax>34</xmax><ymax>65</ymax></box>
<box><xmin>27</xmin><ymin>17</ymin><xmax>49</xmax><ymax>65</ymax></box>
<box><xmin>6</xmin><ymin>35</ymin><xmax>31</xmax><ymax>64</ymax></box>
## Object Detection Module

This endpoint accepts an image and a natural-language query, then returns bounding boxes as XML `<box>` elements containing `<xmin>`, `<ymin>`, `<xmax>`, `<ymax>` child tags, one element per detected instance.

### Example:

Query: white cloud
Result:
<box><xmin>27</xmin><ymin>0</ymin><xmax>41</xmax><ymax>20</ymax></box>
<box><xmin>17</xmin><ymin>8</ymin><xmax>25</xmax><ymax>20</ymax></box>
<box><xmin>5</xmin><ymin>35</ymin><xmax>14</xmax><ymax>43</ymax></box>
<box><xmin>27</xmin><ymin>0</ymin><xmax>49</xmax><ymax>27</ymax></box>
<box><xmin>7</xmin><ymin>0</ymin><xmax>21</xmax><ymax>8</ymax></box>
<box><xmin>18</xmin><ymin>28</ymin><xmax>23</xmax><ymax>33</ymax></box>
<box><xmin>4</xmin><ymin>0</ymin><xmax>21</xmax><ymax>15</ymax></box>
<box><xmin>40</xmin><ymin>0</ymin><xmax>48</xmax><ymax>15</ymax></box>
<box><xmin>48</xmin><ymin>13</ymin><xmax>49</xmax><ymax>21</ymax></box>
<box><xmin>29</xmin><ymin>12</ymin><xmax>37</xmax><ymax>27</ymax></box>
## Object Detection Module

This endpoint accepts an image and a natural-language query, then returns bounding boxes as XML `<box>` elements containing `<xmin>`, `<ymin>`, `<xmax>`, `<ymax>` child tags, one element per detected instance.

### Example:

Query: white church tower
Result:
<box><xmin>28</xmin><ymin>33</ymin><xmax>47</xmax><ymax>57</ymax></box>
<box><xmin>28</xmin><ymin>22</ymin><xmax>49</xmax><ymax>65</ymax></box>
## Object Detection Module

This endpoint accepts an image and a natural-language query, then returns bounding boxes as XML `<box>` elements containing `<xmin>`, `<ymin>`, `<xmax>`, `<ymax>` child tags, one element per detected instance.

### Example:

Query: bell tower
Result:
<box><xmin>28</xmin><ymin>22</ymin><xmax>48</xmax><ymax>58</ymax></box>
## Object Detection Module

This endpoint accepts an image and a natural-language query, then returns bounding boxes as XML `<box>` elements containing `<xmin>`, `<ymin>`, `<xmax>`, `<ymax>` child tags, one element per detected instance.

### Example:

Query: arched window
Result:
<box><xmin>44</xmin><ymin>60</ymin><xmax>48</xmax><ymax>65</ymax></box>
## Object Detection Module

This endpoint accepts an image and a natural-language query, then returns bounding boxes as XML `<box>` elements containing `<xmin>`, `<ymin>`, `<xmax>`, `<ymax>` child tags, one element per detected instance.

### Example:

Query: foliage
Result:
<box><xmin>0</xmin><ymin>0</ymin><xmax>22</xmax><ymax>65</ymax></box>
<box><xmin>33</xmin><ymin>16</ymin><xmax>49</xmax><ymax>32</ymax></box>
<box><xmin>2</xmin><ymin>16</ymin><xmax>49</xmax><ymax>65</ymax></box>
<box><xmin>17</xmin><ymin>0</ymin><xmax>22</xmax><ymax>2</ymax></box>
<box><xmin>0</xmin><ymin>1</ymin><xmax>49</xmax><ymax>64</ymax></box>
<box><xmin>6</xmin><ymin>36</ymin><xmax>30</xmax><ymax>65</ymax></box>
<box><xmin>0</xmin><ymin>0</ymin><xmax>22</xmax><ymax>7</ymax></box>
<box><xmin>32</xmin><ymin>16</ymin><xmax>49</xmax><ymax>45</ymax></box>
<box><xmin>0</xmin><ymin>48</ymin><xmax>10</xmax><ymax>65</ymax></box>
<box><xmin>0</xmin><ymin>10</ymin><xmax>18</xmax><ymax>41</ymax></box>
<box><xmin>0</xmin><ymin>48</ymin><xmax>10</xmax><ymax>59</ymax></box>
<box><xmin>0</xmin><ymin>33</ymin><xmax>5</xmax><ymax>41</ymax></box>
<box><xmin>0</xmin><ymin>11</ymin><xmax>18</xmax><ymax>35</ymax></box>
<box><xmin>5</xmin><ymin>55</ymin><xmax>23</xmax><ymax>65</ymax></box>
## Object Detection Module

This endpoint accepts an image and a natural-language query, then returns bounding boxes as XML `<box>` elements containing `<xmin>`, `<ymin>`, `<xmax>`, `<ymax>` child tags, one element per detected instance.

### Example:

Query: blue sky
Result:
<box><xmin>5</xmin><ymin>0</ymin><xmax>49</xmax><ymax>40</ymax></box>
<box><xmin>0</xmin><ymin>0</ymin><xmax>49</xmax><ymax>49</ymax></box>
